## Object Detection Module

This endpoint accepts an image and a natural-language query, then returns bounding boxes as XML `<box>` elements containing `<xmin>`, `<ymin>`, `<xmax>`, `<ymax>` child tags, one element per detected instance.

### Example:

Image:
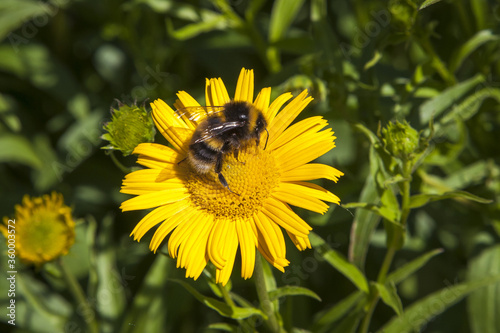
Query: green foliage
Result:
<box><xmin>1</xmin><ymin>0</ymin><xmax>499</xmax><ymax>332</ymax></box>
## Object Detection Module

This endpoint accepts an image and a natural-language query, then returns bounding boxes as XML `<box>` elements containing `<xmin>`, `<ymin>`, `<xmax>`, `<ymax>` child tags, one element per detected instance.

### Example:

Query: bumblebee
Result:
<box><xmin>177</xmin><ymin>100</ymin><xmax>268</xmax><ymax>194</ymax></box>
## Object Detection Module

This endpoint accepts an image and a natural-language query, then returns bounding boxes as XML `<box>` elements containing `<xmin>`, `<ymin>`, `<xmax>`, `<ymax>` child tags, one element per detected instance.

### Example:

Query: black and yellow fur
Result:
<box><xmin>186</xmin><ymin>100</ymin><xmax>268</xmax><ymax>194</ymax></box>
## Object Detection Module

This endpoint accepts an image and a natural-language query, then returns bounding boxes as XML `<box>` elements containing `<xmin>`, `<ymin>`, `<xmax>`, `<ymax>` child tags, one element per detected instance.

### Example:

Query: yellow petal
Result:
<box><xmin>254</xmin><ymin>211</ymin><xmax>286</xmax><ymax>259</ymax></box>
<box><xmin>286</xmin><ymin>230</ymin><xmax>311</xmax><ymax>251</ymax></box>
<box><xmin>272</xmin><ymin>182</ymin><xmax>340</xmax><ymax>213</ymax></box>
<box><xmin>254</xmin><ymin>87</ymin><xmax>271</xmax><ymax>116</ymax></box>
<box><xmin>215</xmin><ymin>221</ymin><xmax>239</xmax><ymax>286</ymax></box>
<box><xmin>234</xmin><ymin>68</ymin><xmax>254</xmax><ymax>103</ymax></box>
<box><xmin>206</xmin><ymin>77</ymin><xmax>230</xmax><ymax>106</ymax></box>
<box><xmin>120</xmin><ymin>188</ymin><xmax>189</xmax><ymax>212</ymax></box>
<box><xmin>261</xmin><ymin>197</ymin><xmax>312</xmax><ymax>237</ymax></box>
<box><xmin>186</xmin><ymin>215</ymin><xmax>213</xmax><ymax>279</ymax></box>
<box><xmin>271</xmin><ymin>190</ymin><xmax>329</xmax><ymax>214</ymax></box>
<box><xmin>267</xmin><ymin>116</ymin><xmax>328</xmax><ymax>151</ymax></box>
<box><xmin>175</xmin><ymin>91</ymin><xmax>201</xmax><ymax>109</ymax></box>
<box><xmin>178</xmin><ymin>212</ymin><xmax>212</xmax><ymax>270</ymax></box>
<box><xmin>168</xmin><ymin>209</ymin><xmax>205</xmax><ymax>258</ymax></box>
<box><xmin>268</xmin><ymin>90</ymin><xmax>313</xmax><ymax>144</ymax></box>
<box><xmin>151</xmin><ymin>100</ymin><xmax>193</xmax><ymax>152</ymax></box>
<box><xmin>149</xmin><ymin>205</ymin><xmax>194</xmax><ymax>252</ymax></box>
<box><xmin>133</xmin><ymin>143</ymin><xmax>180</xmax><ymax>169</ymax></box>
<box><xmin>236</xmin><ymin>218</ymin><xmax>256</xmax><ymax>279</ymax></box>
<box><xmin>208</xmin><ymin>219</ymin><xmax>229</xmax><ymax>269</ymax></box>
<box><xmin>280</xmin><ymin>163</ymin><xmax>344</xmax><ymax>182</ymax></box>
<box><xmin>130</xmin><ymin>200</ymin><xmax>191</xmax><ymax>241</ymax></box>
<box><xmin>274</xmin><ymin>130</ymin><xmax>336</xmax><ymax>173</ymax></box>
<box><xmin>264</xmin><ymin>92</ymin><xmax>293</xmax><ymax>126</ymax></box>
<box><xmin>122</xmin><ymin>172</ymin><xmax>185</xmax><ymax>195</ymax></box>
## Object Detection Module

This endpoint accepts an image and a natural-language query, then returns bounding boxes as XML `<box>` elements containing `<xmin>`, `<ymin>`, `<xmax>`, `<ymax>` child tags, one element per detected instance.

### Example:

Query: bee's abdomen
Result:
<box><xmin>188</xmin><ymin>141</ymin><xmax>219</xmax><ymax>173</ymax></box>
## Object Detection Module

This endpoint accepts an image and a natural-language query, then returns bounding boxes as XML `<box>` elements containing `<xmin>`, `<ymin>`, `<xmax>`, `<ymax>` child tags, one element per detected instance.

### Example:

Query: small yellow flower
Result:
<box><xmin>1</xmin><ymin>192</ymin><xmax>75</xmax><ymax>266</ymax></box>
<box><xmin>121</xmin><ymin>68</ymin><xmax>344</xmax><ymax>285</ymax></box>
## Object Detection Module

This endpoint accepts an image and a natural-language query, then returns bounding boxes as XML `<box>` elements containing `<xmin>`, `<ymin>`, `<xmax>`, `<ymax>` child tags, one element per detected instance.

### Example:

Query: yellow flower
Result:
<box><xmin>121</xmin><ymin>68</ymin><xmax>343</xmax><ymax>285</ymax></box>
<box><xmin>1</xmin><ymin>192</ymin><xmax>75</xmax><ymax>266</ymax></box>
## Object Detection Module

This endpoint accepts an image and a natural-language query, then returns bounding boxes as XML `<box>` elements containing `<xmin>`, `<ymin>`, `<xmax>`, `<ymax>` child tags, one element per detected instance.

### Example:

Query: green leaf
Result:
<box><xmin>268</xmin><ymin>0</ymin><xmax>306</xmax><ymax>42</ymax></box>
<box><xmin>440</xmin><ymin>87</ymin><xmax>500</xmax><ymax>125</ymax></box>
<box><xmin>207</xmin><ymin>322</ymin><xmax>239</xmax><ymax>332</ymax></box>
<box><xmin>387</xmin><ymin>248</ymin><xmax>443</xmax><ymax>285</ymax></box>
<box><xmin>167</xmin><ymin>15</ymin><xmax>228</xmax><ymax>40</ymax></box>
<box><xmin>330</xmin><ymin>310</ymin><xmax>364</xmax><ymax>333</ymax></box>
<box><xmin>0</xmin><ymin>134</ymin><xmax>43</xmax><ymax>168</ymax></box>
<box><xmin>419</xmin><ymin>73</ymin><xmax>485</xmax><ymax>124</ymax></box>
<box><xmin>93</xmin><ymin>215</ymin><xmax>126</xmax><ymax>331</ymax></box>
<box><xmin>0</xmin><ymin>94</ymin><xmax>21</xmax><ymax>132</ymax></box>
<box><xmin>0</xmin><ymin>0</ymin><xmax>55</xmax><ymax>42</ymax></box>
<box><xmin>119</xmin><ymin>255</ymin><xmax>171</xmax><ymax>333</ymax></box>
<box><xmin>450</xmin><ymin>30</ymin><xmax>500</xmax><ymax>72</ymax></box>
<box><xmin>343</xmin><ymin>202</ymin><xmax>399</xmax><ymax>224</ymax></box>
<box><xmin>313</xmin><ymin>291</ymin><xmax>365</xmax><ymax>333</ymax></box>
<box><xmin>442</xmin><ymin>160</ymin><xmax>491</xmax><ymax>189</ymax></box>
<box><xmin>409</xmin><ymin>190</ymin><xmax>492</xmax><ymax>209</ymax></box>
<box><xmin>268</xmin><ymin>286</ymin><xmax>321</xmax><ymax>302</ymax></box>
<box><xmin>374</xmin><ymin>282</ymin><xmax>403</xmax><ymax>316</ymax></box>
<box><xmin>310</xmin><ymin>233</ymin><xmax>370</xmax><ymax>293</ymax></box>
<box><xmin>170</xmin><ymin>279</ymin><xmax>265</xmax><ymax>320</ymax></box>
<box><xmin>377</xmin><ymin>274</ymin><xmax>500</xmax><ymax>333</ymax></box>
<box><xmin>418</xmin><ymin>0</ymin><xmax>442</xmax><ymax>10</ymax></box>
<box><xmin>467</xmin><ymin>245</ymin><xmax>500</xmax><ymax>333</ymax></box>
<box><xmin>348</xmin><ymin>173</ymin><xmax>382</xmax><ymax>269</ymax></box>
<box><xmin>364</xmin><ymin>50</ymin><xmax>382</xmax><ymax>71</ymax></box>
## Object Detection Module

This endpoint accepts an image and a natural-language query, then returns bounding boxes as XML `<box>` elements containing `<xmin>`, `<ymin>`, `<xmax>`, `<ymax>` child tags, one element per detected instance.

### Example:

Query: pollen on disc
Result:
<box><xmin>184</xmin><ymin>146</ymin><xmax>280</xmax><ymax>219</ymax></box>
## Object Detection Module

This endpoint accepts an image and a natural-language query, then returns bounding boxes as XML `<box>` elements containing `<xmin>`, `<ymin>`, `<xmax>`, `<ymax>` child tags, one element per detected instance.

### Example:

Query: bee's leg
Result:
<box><xmin>231</xmin><ymin>134</ymin><xmax>245</xmax><ymax>164</ymax></box>
<box><xmin>215</xmin><ymin>153</ymin><xmax>239</xmax><ymax>195</ymax></box>
<box><xmin>177</xmin><ymin>156</ymin><xmax>187</xmax><ymax>165</ymax></box>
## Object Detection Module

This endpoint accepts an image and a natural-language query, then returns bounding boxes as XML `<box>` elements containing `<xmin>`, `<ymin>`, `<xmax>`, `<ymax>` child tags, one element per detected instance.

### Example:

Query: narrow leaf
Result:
<box><xmin>419</xmin><ymin>74</ymin><xmax>485</xmax><ymax>124</ymax></box>
<box><xmin>440</xmin><ymin>87</ymin><xmax>500</xmax><ymax>125</ymax></box>
<box><xmin>387</xmin><ymin>248</ymin><xmax>443</xmax><ymax>285</ymax></box>
<box><xmin>467</xmin><ymin>245</ymin><xmax>500</xmax><ymax>333</ymax></box>
<box><xmin>171</xmin><ymin>279</ymin><xmax>265</xmax><ymax>320</ymax></box>
<box><xmin>409</xmin><ymin>190</ymin><xmax>492</xmax><ymax>209</ymax></box>
<box><xmin>374</xmin><ymin>282</ymin><xmax>403</xmax><ymax>316</ymax></box>
<box><xmin>313</xmin><ymin>291</ymin><xmax>365</xmax><ymax>333</ymax></box>
<box><xmin>0</xmin><ymin>134</ymin><xmax>43</xmax><ymax>168</ymax></box>
<box><xmin>269</xmin><ymin>0</ymin><xmax>306</xmax><ymax>42</ymax></box>
<box><xmin>207</xmin><ymin>323</ymin><xmax>239</xmax><ymax>332</ymax></box>
<box><xmin>419</xmin><ymin>0</ymin><xmax>442</xmax><ymax>10</ymax></box>
<box><xmin>377</xmin><ymin>274</ymin><xmax>500</xmax><ymax>333</ymax></box>
<box><xmin>268</xmin><ymin>286</ymin><xmax>321</xmax><ymax>302</ymax></box>
<box><xmin>450</xmin><ymin>30</ymin><xmax>499</xmax><ymax>72</ymax></box>
<box><xmin>343</xmin><ymin>202</ymin><xmax>399</xmax><ymax>224</ymax></box>
<box><xmin>310</xmin><ymin>233</ymin><xmax>370</xmax><ymax>293</ymax></box>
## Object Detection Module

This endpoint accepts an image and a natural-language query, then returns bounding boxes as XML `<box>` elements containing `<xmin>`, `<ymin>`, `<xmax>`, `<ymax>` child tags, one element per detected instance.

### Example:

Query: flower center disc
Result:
<box><xmin>185</xmin><ymin>147</ymin><xmax>280</xmax><ymax>220</ymax></box>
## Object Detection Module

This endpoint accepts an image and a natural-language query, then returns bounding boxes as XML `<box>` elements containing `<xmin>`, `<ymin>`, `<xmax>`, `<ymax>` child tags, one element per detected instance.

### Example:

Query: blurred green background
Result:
<box><xmin>1</xmin><ymin>0</ymin><xmax>500</xmax><ymax>332</ymax></box>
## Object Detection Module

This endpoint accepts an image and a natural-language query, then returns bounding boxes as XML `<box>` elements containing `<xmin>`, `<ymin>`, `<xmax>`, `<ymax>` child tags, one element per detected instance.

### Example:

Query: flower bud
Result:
<box><xmin>381</xmin><ymin>120</ymin><xmax>420</xmax><ymax>160</ymax></box>
<box><xmin>102</xmin><ymin>103</ymin><xmax>155</xmax><ymax>156</ymax></box>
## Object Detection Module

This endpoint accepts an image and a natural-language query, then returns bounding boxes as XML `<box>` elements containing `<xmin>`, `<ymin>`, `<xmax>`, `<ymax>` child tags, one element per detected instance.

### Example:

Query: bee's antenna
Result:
<box><xmin>263</xmin><ymin>128</ymin><xmax>269</xmax><ymax>150</ymax></box>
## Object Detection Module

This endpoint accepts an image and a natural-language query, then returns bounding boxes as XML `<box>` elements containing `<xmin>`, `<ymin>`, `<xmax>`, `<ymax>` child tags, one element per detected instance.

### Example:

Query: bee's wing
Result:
<box><xmin>175</xmin><ymin>106</ymin><xmax>225</xmax><ymax>123</ymax></box>
<box><xmin>193</xmin><ymin>121</ymin><xmax>244</xmax><ymax>144</ymax></box>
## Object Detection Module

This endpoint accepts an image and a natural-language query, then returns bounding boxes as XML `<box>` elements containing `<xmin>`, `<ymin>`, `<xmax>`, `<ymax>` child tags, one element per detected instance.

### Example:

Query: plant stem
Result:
<box><xmin>360</xmin><ymin>159</ymin><xmax>413</xmax><ymax>333</ymax></box>
<box><xmin>108</xmin><ymin>151</ymin><xmax>132</xmax><ymax>173</ymax></box>
<box><xmin>254</xmin><ymin>254</ymin><xmax>282</xmax><ymax>333</ymax></box>
<box><xmin>58</xmin><ymin>258</ymin><xmax>98</xmax><ymax>333</ymax></box>
<box><xmin>359</xmin><ymin>244</ymin><xmax>398</xmax><ymax>333</ymax></box>
<box><xmin>219</xmin><ymin>283</ymin><xmax>236</xmax><ymax>307</ymax></box>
